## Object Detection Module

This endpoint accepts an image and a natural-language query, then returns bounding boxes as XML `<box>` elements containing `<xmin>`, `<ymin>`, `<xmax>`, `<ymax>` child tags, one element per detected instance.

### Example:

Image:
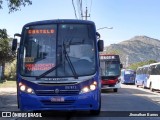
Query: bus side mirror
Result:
<box><xmin>12</xmin><ymin>38</ymin><xmax>17</xmax><ymax>51</ymax></box>
<box><xmin>120</xmin><ymin>64</ymin><xmax>123</xmax><ymax>68</ymax></box>
<box><xmin>98</xmin><ymin>40</ymin><xmax>104</xmax><ymax>52</ymax></box>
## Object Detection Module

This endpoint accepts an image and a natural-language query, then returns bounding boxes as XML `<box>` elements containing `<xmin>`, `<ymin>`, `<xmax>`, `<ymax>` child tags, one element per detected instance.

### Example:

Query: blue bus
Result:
<box><xmin>135</xmin><ymin>65</ymin><xmax>150</xmax><ymax>88</ymax></box>
<box><xmin>12</xmin><ymin>19</ymin><xmax>103</xmax><ymax>115</ymax></box>
<box><xmin>121</xmin><ymin>69</ymin><xmax>136</xmax><ymax>84</ymax></box>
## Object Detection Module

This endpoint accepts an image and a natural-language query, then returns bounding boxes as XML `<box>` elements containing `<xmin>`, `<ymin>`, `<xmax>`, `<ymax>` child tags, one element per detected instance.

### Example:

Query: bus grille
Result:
<box><xmin>35</xmin><ymin>90</ymin><xmax>79</xmax><ymax>96</ymax></box>
<box><xmin>41</xmin><ymin>100</ymin><xmax>75</xmax><ymax>105</ymax></box>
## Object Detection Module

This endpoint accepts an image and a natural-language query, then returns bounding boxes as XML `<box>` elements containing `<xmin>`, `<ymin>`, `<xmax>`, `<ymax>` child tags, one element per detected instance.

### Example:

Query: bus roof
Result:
<box><xmin>23</xmin><ymin>19</ymin><xmax>95</xmax><ymax>27</ymax></box>
<box><xmin>142</xmin><ymin>64</ymin><xmax>150</xmax><ymax>68</ymax></box>
<box><xmin>137</xmin><ymin>63</ymin><xmax>157</xmax><ymax>70</ymax></box>
<box><xmin>149</xmin><ymin>62</ymin><xmax>160</xmax><ymax>66</ymax></box>
<box><xmin>121</xmin><ymin>69</ymin><xmax>135</xmax><ymax>72</ymax></box>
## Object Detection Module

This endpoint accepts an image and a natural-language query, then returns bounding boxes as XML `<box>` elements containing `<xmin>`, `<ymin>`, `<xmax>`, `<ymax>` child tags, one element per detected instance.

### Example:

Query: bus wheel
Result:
<box><xmin>142</xmin><ymin>82</ymin><xmax>146</xmax><ymax>89</ymax></box>
<box><xmin>113</xmin><ymin>88</ymin><xmax>118</xmax><ymax>92</ymax></box>
<box><xmin>150</xmin><ymin>83</ymin><xmax>154</xmax><ymax>92</ymax></box>
<box><xmin>90</xmin><ymin>109</ymin><xmax>100</xmax><ymax>115</ymax></box>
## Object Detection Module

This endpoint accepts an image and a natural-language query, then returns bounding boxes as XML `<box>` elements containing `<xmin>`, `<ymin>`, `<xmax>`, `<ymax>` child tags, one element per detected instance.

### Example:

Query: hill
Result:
<box><xmin>104</xmin><ymin>36</ymin><xmax>160</xmax><ymax>67</ymax></box>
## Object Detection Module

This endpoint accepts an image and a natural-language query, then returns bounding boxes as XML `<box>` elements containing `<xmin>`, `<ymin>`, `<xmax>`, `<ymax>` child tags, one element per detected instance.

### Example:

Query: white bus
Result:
<box><xmin>147</xmin><ymin>62</ymin><xmax>160</xmax><ymax>91</ymax></box>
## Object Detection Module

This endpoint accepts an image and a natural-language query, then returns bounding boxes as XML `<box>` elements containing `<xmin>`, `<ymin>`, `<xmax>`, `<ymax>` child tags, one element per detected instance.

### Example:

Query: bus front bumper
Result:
<box><xmin>101</xmin><ymin>83</ymin><xmax>121</xmax><ymax>90</ymax></box>
<box><xmin>19</xmin><ymin>90</ymin><xmax>100</xmax><ymax>111</ymax></box>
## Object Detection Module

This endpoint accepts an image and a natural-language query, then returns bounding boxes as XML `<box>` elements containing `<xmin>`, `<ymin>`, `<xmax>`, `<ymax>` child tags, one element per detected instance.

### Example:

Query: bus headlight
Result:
<box><xmin>27</xmin><ymin>88</ymin><xmax>34</xmax><ymax>94</ymax></box>
<box><xmin>80</xmin><ymin>81</ymin><xmax>97</xmax><ymax>94</ymax></box>
<box><xmin>20</xmin><ymin>85</ymin><xmax>26</xmax><ymax>91</ymax></box>
<box><xmin>19</xmin><ymin>82</ymin><xmax>34</xmax><ymax>94</ymax></box>
<box><xmin>90</xmin><ymin>84</ymin><xmax>96</xmax><ymax>90</ymax></box>
<box><xmin>81</xmin><ymin>87</ymin><xmax>90</xmax><ymax>93</ymax></box>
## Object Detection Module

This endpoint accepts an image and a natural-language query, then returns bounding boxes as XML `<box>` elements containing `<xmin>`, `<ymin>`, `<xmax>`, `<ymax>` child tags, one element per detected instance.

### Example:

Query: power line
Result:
<box><xmin>97</xmin><ymin>27</ymin><xmax>113</xmax><ymax>31</ymax></box>
<box><xmin>76</xmin><ymin>0</ymin><xmax>81</xmax><ymax>19</ymax></box>
<box><xmin>72</xmin><ymin>0</ymin><xmax>92</xmax><ymax>20</ymax></box>
<box><xmin>79</xmin><ymin>0</ymin><xmax>83</xmax><ymax>19</ymax></box>
<box><xmin>72</xmin><ymin>0</ymin><xmax>78</xmax><ymax>19</ymax></box>
<box><xmin>77</xmin><ymin>0</ymin><xmax>83</xmax><ymax>19</ymax></box>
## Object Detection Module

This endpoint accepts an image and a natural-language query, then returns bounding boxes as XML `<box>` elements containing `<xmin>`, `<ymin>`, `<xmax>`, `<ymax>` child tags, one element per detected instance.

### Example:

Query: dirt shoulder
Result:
<box><xmin>0</xmin><ymin>81</ymin><xmax>17</xmax><ymax>94</ymax></box>
<box><xmin>0</xmin><ymin>87</ymin><xmax>17</xmax><ymax>95</ymax></box>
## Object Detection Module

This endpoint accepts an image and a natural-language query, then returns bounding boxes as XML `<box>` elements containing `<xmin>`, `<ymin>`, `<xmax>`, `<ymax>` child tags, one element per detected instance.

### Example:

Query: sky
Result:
<box><xmin>0</xmin><ymin>0</ymin><xmax>160</xmax><ymax>46</ymax></box>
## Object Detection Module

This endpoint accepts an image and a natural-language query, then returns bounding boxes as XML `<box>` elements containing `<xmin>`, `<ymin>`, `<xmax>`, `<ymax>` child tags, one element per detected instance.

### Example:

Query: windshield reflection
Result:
<box><xmin>21</xmin><ymin>24</ymin><xmax>96</xmax><ymax>78</ymax></box>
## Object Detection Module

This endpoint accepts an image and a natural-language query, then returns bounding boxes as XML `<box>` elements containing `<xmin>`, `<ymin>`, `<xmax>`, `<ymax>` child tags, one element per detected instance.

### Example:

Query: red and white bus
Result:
<box><xmin>100</xmin><ymin>54</ymin><xmax>122</xmax><ymax>92</ymax></box>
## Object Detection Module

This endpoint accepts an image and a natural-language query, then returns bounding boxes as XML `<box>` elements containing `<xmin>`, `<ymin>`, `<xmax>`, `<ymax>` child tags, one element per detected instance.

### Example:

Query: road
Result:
<box><xmin>0</xmin><ymin>84</ymin><xmax>160</xmax><ymax>120</ymax></box>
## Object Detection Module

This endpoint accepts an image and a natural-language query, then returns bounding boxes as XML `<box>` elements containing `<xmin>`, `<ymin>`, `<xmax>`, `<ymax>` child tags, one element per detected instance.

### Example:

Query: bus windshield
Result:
<box><xmin>125</xmin><ymin>70</ymin><xmax>135</xmax><ymax>75</ymax></box>
<box><xmin>101</xmin><ymin>61</ymin><xmax>120</xmax><ymax>76</ymax></box>
<box><xmin>149</xmin><ymin>64</ymin><xmax>160</xmax><ymax>75</ymax></box>
<box><xmin>20</xmin><ymin>24</ymin><xmax>96</xmax><ymax>78</ymax></box>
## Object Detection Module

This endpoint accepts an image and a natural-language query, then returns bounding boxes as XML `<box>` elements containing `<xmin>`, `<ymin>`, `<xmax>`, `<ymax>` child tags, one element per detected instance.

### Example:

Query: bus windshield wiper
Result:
<box><xmin>36</xmin><ymin>42</ymin><xmax>78</xmax><ymax>80</ymax></box>
<box><xmin>36</xmin><ymin>63</ymin><xmax>62</xmax><ymax>80</ymax></box>
<box><xmin>63</xmin><ymin>41</ymin><xmax>78</xmax><ymax>79</ymax></box>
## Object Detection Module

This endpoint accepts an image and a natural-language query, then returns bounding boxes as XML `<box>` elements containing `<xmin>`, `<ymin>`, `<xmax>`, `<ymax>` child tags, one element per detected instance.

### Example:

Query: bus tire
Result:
<box><xmin>113</xmin><ymin>88</ymin><xmax>118</xmax><ymax>92</ymax></box>
<box><xmin>142</xmin><ymin>82</ymin><xmax>147</xmax><ymax>89</ymax></box>
<box><xmin>150</xmin><ymin>83</ymin><xmax>154</xmax><ymax>92</ymax></box>
<box><xmin>90</xmin><ymin>109</ymin><xmax>100</xmax><ymax>115</ymax></box>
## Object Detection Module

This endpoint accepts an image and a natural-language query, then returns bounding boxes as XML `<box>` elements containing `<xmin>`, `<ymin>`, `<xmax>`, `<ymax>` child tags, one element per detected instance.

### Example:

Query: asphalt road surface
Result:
<box><xmin>0</xmin><ymin>84</ymin><xmax>160</xmax><ymax>120</ymax></box>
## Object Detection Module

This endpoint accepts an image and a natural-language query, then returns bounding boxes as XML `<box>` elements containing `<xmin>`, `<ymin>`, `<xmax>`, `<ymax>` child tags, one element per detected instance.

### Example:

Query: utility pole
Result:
<box><xmin>82</xmin><ymin>7</ymin><xmax>90</xmax><ymax>20</ymax></box>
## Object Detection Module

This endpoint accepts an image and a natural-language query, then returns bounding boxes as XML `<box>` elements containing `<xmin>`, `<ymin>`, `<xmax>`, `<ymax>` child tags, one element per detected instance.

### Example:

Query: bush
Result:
<box><xmin>128</xmin><ymin>60</ymin><xmax>157</xmax><ymax>70</ymax></box>
<box><xmin>4</xmin><ymin>60</ymin><xmax>16</xmax><ymax>80</ymax></box>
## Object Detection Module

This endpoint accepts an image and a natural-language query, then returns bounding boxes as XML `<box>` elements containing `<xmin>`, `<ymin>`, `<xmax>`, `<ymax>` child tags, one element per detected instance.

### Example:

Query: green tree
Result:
<box><xmin>0</xmin><ymin>29</ymin><xmax>8</xmax><ymax>39</ymax></box>
<box><xmin>0</xmin><ymin>29</ymin><xmax>16</xmax><ymax>80</ymax></box>
<box><xmin>5</xmin><ymin>60</ymin><xmax>16</xmax><ymax>80</ymax></box>
<box><xmin>128</xmin><ymin>60</ymin><xmax>157</xmax><ymax>70</ymax></box>
<box><xmin>0</xmin><ymin>0</ymin><xmax>32</xmax><ymax>13</ymax></box>
<box><xmin>0</xmin><ymin>0</ymin><xmax>32</xmax><ymax>80</ymax></box>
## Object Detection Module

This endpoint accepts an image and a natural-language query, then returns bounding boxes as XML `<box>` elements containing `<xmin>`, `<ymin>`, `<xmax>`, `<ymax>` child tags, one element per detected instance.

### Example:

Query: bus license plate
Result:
<box><xmin>102</xmin><ymin>85</ymin><xmax>109</xmax><ymax>88</ymax></box>
<box><xmin>51</xmin><ymin>97</ymin><xmax>64</xmax><ymax>102</ymax></box>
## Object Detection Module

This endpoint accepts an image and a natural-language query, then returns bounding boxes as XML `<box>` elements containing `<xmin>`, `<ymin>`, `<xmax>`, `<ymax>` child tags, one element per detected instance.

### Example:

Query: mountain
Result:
<box><xmin>104</xmin><ymin>36</ymin><xmax>160</xmax><ymax>67</ymax></box>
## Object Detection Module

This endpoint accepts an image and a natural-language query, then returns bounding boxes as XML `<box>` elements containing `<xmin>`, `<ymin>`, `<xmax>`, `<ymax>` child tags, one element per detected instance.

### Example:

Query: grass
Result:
<box><xmin>0</xmin><ymin>80</ymin><xmax>16</xmax><ymax>88</ymax></box>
